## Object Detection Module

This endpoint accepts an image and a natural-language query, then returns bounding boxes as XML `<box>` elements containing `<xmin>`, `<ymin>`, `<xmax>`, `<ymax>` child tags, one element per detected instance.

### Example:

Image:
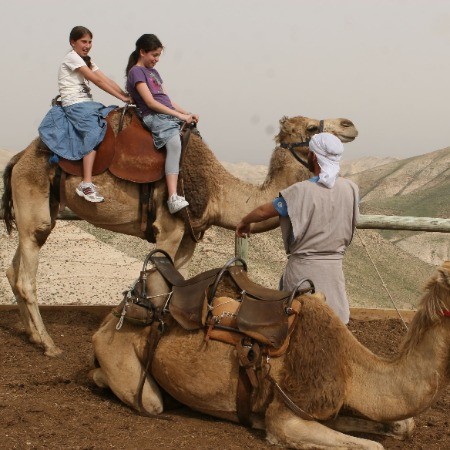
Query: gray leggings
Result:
<box><xmin>165</xmin><ymin>135</ymin><xmax>182</xmax><ymax>175</ymax></box>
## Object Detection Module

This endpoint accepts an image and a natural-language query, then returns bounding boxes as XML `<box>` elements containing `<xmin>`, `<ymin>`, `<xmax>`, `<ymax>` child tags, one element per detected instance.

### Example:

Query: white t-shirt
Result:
<box><xmin>58</xmin><ymin>50</ymin><xmax>99</xmax><ymax>107</ymax></box>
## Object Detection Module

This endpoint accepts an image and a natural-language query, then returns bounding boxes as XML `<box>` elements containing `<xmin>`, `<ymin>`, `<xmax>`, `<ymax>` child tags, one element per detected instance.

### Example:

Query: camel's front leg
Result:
<box><xmin>7</xmin><ymin>229</ymin><xmax>61</xmax><ymax>357</ymax></box>
<box><xmin>90</xmin><ymin>314</ymin><xmax>164</xmax><ymax>415</ymax></box>
<box><xmin>265</xmin><ymin>398</ymin><xmax>383</xmax><ymax>449</ymax></box>
<box><xmin>148</xmin><ymin>202</ymin><xmax>187</xmax><ymax>305</ymax></box>
<box><xmin>173</xmin><ymin>231</ymin><xmax>197</xmax><ymax>279</ymax></box>
<box><xmin>152</xmin><ymin>201</ymin><xmax>186</xmax><ymax>260</ymax></box>
<box><xmin>325</xmin><ymin>416</ymin><xmax>415</xmax><ymax>441</ymax></box>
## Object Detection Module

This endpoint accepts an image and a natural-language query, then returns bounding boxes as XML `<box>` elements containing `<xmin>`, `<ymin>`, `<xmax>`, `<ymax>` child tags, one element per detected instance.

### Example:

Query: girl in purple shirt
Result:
<box><xmin>126</xmin><ymin>34</ymin><xmax>199</xmax><ymax>214</ymax></box>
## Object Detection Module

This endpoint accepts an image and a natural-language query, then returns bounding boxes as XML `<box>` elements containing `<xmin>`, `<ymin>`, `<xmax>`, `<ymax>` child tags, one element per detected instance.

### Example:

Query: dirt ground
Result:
<box><xmin>1</xmin><ymin>308</ymin><xmax>448</xmax><ymax>450</ymax></box>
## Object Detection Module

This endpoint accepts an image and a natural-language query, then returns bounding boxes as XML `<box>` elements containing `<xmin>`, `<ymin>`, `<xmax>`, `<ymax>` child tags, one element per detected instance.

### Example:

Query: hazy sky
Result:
<box><xmin>1</xmin><ymin>0</ymin><xmax>450</xmax><ymax>164</ymax></box>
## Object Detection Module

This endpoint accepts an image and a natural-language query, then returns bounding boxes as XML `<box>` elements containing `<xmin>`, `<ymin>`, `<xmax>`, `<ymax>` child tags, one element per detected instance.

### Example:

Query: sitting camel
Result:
<box><xmin>90</xmin><ymin>261</ymin><xmax>450</xmax><ymax>449</ymax></box>
<box><xmin>1</xmin><ymin>114</ymin><xmax>357</xmax><ymax>356</ymax></box>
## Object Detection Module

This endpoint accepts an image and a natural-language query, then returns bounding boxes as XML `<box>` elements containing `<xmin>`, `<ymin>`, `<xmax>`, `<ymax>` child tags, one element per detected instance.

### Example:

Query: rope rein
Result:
<box><xmin>356</xmin><ymin>229</ymin><xmax>409</xmax><ymax>331</ymax></box>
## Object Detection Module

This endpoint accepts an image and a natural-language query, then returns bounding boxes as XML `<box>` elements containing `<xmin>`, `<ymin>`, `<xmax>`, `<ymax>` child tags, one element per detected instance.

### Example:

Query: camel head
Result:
<box><xmin>420</xmin><ymin>260</ymin><xmax>450</xmax><ymax>320</ymax></box>
<box><xmin>400</xmin><ymin>260</ymin><xmax>450</xmax><ymax>358</ymax></box>
<box><xmin>433</xmin><ymin>260</ymin><xmax>450</xmax><ymax>311</ymax></box>
<box><xmin>275</xmin><ymin>116</ymin><xmax>358</xmax><ymax>160</ymax></box>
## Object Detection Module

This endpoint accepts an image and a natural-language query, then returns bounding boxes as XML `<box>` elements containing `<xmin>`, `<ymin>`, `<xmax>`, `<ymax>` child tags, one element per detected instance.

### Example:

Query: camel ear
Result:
<box><xmin>437</xmin><ymin>265</ymin><xmax>450</xmax><ymax>289</ymax></box>
<box><xmin>308</xmin><ymin>292</ymin><xmax>326</xmax><ymax>304</ymax></box>
<box><xmin>315</xmin><ymin>292</ymin><xmax>327</xmax><ymax>304</ymax></box>
<box><xmin>279</xmin><ymin>116</ymin><xmax>293</xmax><ymax>133</ymax></box>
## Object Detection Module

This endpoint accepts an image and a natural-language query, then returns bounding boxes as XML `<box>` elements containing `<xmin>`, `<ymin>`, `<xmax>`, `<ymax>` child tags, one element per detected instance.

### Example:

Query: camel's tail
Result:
<box><xmin>1</xmin><ymin>151</ymin><xmax>24</xmax><ymax>234</ymax></box>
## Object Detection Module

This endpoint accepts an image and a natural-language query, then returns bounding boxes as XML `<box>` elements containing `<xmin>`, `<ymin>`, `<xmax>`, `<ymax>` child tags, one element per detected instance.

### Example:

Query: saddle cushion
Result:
<box><xmin>109</xmin><ymin>111</ymin><xmax>166</xmax><ymax>183</ymax></box>
<box><xmin>210</xmin><ymin>296</ymin><xmax>240</xmax><ymax>328</ymax></box>
<box><xmin>58</xmin><ymin>108</ymin><xmax>166</xmax><ymax>183</ymax></box>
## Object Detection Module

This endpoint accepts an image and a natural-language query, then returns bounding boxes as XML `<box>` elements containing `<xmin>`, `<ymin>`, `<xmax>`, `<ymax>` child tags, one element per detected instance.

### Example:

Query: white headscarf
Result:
<box><xmin>309</xmin><ymin>132</ymin><xmax>344</xmax><ymax>188</ymax></box>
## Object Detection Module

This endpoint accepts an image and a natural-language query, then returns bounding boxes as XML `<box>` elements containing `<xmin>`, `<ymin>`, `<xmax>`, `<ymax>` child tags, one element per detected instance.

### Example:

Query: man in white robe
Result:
<box><xmin>236</xmin><ymin>133</ymin><xmax>359</xmax><ymax>324</ymax></box>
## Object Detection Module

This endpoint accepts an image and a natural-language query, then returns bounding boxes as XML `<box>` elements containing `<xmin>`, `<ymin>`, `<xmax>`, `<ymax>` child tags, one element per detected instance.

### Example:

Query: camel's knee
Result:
<box><xmin>137</xmin><ymin>376</ymin><xmax>164</xmax><ymax>415</ymax></box>
<box><xmin>89</xmin><ymin>368</ymin><xmax>110</xmax><ymax>389</ymax></box>
<box><xmin>6</xmin><ymin>265</ymin><xmax>17</xmax><ymax>290</ymax></box>
<box><xmin>14</xmin><ymin>279</ymin><xmax>36</xmax><ymax>303</ymax></box>
<box><xmin>6</xmin><ymin>269</ymin><xmax>32</xmax><ymax>301</ymax></box>
<box><xmin>388</xmin><ymin>418</ymin><xmax>415</xmax><ymax>440</ymax></box>
<box><xmin>153</xmin><ymin>215</ymin><xmax>185</xmax><ymax>247</ymax></box>
<box><xmin>34</xmin><ymin>222</ymin><xmax>53</xmax><ymax>247</ymax></box>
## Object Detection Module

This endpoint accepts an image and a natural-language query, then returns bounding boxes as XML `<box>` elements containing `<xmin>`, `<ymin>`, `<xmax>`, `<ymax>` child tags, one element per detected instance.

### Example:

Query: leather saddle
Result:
<box><xmin>58</xmin><ymin>107</ymin><xmax>166</xmax><ymax>183</ymax></box>
<box><xmin>114</xmin><ymin>249</ymin><xmax>315</xmax><ymax>350</ymax></box>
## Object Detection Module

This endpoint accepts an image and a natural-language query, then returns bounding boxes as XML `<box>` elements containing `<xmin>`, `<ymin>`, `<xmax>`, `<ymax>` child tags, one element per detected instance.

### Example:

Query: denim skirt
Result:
<box><xmin>38</xmin><ymin>101</ymin><xmax>117</xmax><ymax>160</ymax></box>
<box><xmin>142</xmin><ymin>113</ymin><xmax>183</xmax><ymax>149</ymax></box>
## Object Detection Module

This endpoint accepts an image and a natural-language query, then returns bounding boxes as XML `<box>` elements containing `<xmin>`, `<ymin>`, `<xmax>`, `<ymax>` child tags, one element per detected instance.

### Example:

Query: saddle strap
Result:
<box><xmin>135</xmin><ymin>321</ymin><xmax>163</xmax><ymax>417</ymax></box>
<box><xmin>139</xmin><ymin>183</ymin><xmax>157</xmax><ymax>243</ymax></box>
<box><xmin>266</xmin><ymin>374</ymin><xmax>314</xmax><ymax>421</ymax></box>
<box><xmin>140</xmin><ymin>184</ymin><xmax>149</xmax><ymax>232</ymax></box>
<box><xmin>235</xmin><ymin>339</ymin><xmax>263</xmax><ymax>427</ymax></box>
<box><xmin>236</xmin><ymin>365</ymin><xmax>253</xmax><ymax>427</ymax></box>
<box><xmin>59</xmin><ymin>169</ymin><xmax>67</xmax><ymax>212</ymax></box>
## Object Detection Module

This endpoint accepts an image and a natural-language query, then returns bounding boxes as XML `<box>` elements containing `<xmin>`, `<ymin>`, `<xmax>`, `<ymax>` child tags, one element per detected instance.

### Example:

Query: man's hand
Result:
<box><xmin>235</xmin><ymin>202</ymin><xmax>278</xmax><ymax>237</ymax></box>
<box><xmin>236</xmin><ymin>221</ymin><xmax>251</xmax><ymax>238</ymax></box>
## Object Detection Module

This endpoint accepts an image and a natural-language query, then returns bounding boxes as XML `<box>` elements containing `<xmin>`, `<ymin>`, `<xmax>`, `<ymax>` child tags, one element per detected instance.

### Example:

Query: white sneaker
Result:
<box><xmin>167</xmin><ymin>194</ymin><xmax>189</xmax><ymax>214</ymax></box>
<box><xmin>76</xmin><ymin>182</ymin><xmax>104</xmax><ymax>203</ymax></box>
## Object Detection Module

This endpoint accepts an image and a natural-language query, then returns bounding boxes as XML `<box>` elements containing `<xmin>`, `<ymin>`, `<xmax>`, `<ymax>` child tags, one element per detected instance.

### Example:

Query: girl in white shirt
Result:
<box><xmin>39</xmin><ymin>26</ymin><xmax>131</xmax><ymax>202</ymax></box>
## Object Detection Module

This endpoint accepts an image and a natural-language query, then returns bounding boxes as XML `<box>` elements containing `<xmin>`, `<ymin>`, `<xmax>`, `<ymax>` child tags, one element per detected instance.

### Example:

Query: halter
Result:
<box><xmin>279</xmin><ymin>120</ymin><xmax>324</xmax><ymax>169</ymax></box>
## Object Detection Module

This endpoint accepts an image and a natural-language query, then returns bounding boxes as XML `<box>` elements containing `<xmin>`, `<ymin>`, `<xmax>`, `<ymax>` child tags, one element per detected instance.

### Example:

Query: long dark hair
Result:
<box><xmin>69</xmin><ymin>25</ymin><xmax>93</xmax><ymax>69</ymax></box>
<box><xmin>125</xmin><ymin>34</ymin><xmax>164</xmax><ymax>76</ymax></box>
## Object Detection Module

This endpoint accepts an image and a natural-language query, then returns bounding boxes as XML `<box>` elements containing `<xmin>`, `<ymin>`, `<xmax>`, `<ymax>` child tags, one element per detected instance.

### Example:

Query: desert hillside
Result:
<box><xmin>340</xmin><ymin>156</ymin><xmax>398</xmax><ymax>176</ymax></box>
<box><xmin>349</xmin><ymin>147</ymin><xmax>449</xmax><ymax>216</ymax></box>
<box><xmin>221</xmin><ymin>156</ymin><xmax>401</xmax><ymax>185</ymax></box>
<box><xmin>346</xmin><ymin>147</ymin><xmax>449</xmax><ymax>267</ymax></box>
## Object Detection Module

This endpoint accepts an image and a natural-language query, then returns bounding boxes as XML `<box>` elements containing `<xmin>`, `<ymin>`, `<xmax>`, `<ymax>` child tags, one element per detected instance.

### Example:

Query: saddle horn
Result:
<box><xmin>286</xmin><ymin>278</ymin><xmax>315</xmax><ymax>310</ymax></box>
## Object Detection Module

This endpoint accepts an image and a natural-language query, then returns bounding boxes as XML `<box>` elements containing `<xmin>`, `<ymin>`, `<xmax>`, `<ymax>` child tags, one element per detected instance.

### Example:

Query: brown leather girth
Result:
<box><xmin>235</xmin><ymin>339</ymin><xmax>262</xmax><ymax>427</ymax></box>
<box><xmin>140</xmin><ymin>183</ymin><xmax>156</xmax><ymax>243</ymax></box>
<box><xmin>135</xmin><ymin>321</ymin><xmax>169</xmax><ymax>419</ymax></box>
<box><xmin>237</xmin><ymin>366</ymin><xmax>252</xmax><ymax>427</ymax></box>
<box><xmin>59</xmin><ymin>169</ymin><xmax>67</xmax><ymax>212</ymax></box>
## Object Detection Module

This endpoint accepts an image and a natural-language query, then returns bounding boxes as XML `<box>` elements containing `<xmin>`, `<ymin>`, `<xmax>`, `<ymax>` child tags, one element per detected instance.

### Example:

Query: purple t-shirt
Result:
<box><xmin>127</xmin><ymin>66</ymin><xmax>174</xmax><ymax>117</ymax></box>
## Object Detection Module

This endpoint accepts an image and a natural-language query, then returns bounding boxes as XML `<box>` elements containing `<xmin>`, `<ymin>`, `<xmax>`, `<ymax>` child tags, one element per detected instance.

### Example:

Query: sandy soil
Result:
<box><xmin>0</xmin><ymin>221</ymin><xmax>143</xmax><ymax>305</ymax></box>
<box><xmin>1</xmin><ymin>202</ymin><xmax>448</xmax><ymax>449</ymax></box>
<box><xmin>1</xmin><ymin>308</ymin><xmax>448</xmax><ymax>449</ymax></box>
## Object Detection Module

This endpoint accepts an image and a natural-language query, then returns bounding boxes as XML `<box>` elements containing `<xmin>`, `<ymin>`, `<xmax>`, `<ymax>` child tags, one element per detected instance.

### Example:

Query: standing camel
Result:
<box><xmin>1</xmin><ymin>115</ymin><xmax>357</xmax><ymax>356</ymax></box>
<box><xmin>90</xmin><ymin>261</ymin><xmax>450</xmax><ymax>449</ymax></box>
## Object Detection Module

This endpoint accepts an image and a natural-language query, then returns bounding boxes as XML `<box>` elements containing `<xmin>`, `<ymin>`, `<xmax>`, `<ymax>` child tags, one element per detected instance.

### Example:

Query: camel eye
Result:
<box><xmin>307</xmin><ymin>125</ymin><xmax>318</xmax><ymax>132</ymax></box>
